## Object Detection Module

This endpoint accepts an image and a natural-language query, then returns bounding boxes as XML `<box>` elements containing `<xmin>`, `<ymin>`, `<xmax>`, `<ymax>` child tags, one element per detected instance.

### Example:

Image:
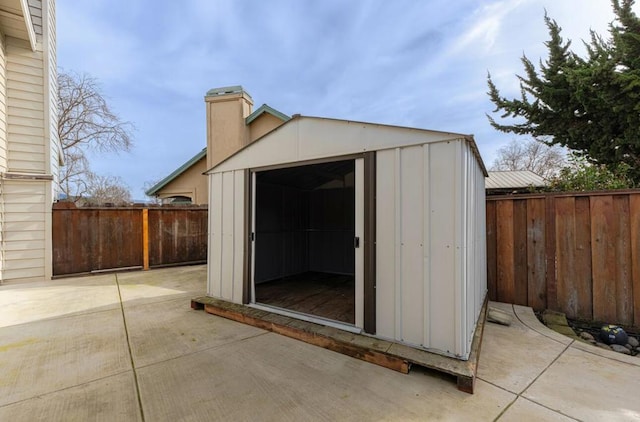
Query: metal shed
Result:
<box><xmin>206</xmin><ymin>101</ymin><xmax>487</xmax><ymax>361</ymax></box>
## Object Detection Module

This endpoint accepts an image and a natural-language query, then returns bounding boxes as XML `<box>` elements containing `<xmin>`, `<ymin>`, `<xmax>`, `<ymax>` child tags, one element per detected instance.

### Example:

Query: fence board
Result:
<box><xmin>513</xmin><ymin>200</ymin><xmax>527</xmax><ymax>305</ymax></box>
<box><xmin>630</xmin><ymin>194</ymin><xmax>640</xmax><ymax>327</ymax></box>
<box><xmin>487</xmin><ymin>189</ymin><xmax>640</xmax><ymax>328</ymax></box>
<box><xmin>590</xmin><ymin>196</ymin><xmax>617</xmax><ymax>322</ymax></box>
<box><xmin>556</xmin><ymin>197</ymin><xmax>578</xmax><ymax>319</ymax></box>
<box><xmin>526</xmin><ymin>198</ymin><xmax>546</xmax><ymax>310</ymax></box>
<box><xmin>545</xmin><ymin>196</ymin><xmax>557</xmax><ymax>310</ymax></box>
<box><xmin>573</xmin><ymin>197</ymin><xmax>592</xmax><ymax>320</ymax></box>
<box><xmin>613</xmin><ymin>195</ymin><xmax>633</xmax><ymax>325</ymax></box>
<box><xmin>496</xmin><ymin>200</ymin><xmax>515</xmax><ymax>303</ymax></box>
<box><xmin>486</xmin><ymin>201</ymin><xmax>497</xmax><ymax>301</ymax></box>
<box><xmin>148</xmin><ymin>209</ymin><xmax>208</xmax><ymax>267</ymax></box>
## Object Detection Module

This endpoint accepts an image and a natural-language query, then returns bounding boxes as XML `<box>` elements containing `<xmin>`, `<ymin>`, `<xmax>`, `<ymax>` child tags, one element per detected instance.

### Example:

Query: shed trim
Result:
<box><xmin>363</xmin><ymin>151</ymin><xmax>377</xmax><ymax>334</ymax></box>
<box><xmin>205</xmin><ymin>115</ymin><xmax>487</xmax><ymax>175</ymax></box>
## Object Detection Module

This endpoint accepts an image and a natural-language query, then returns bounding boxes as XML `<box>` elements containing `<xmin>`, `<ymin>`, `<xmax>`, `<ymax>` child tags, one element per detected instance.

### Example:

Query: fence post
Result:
<box><xmin>142</xmin><ymin>208</ymin><xmax>149</xmax><ymax>270</ymax></box>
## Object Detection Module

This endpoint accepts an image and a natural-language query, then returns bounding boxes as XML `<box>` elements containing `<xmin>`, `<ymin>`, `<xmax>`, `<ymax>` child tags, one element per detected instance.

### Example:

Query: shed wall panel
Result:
<box><xmin>207</xmin><ymin>170</ymin><xmax>245</xmax><ymax>304</ymax></box>
<box><xmin>232</xmin><ymin>170</ymin><xmax>245</xmax><ymax>303</ymax></box>
<box><xmin>400</xmin><ymin>146</ymin><xmax>424</xmax><ymax>346</ymax></box>
<box><xmin>220</xmin><ymin>172</ymin><xmax>235</xmax><ymax>301</ymax></box>
<box><xmin>208</xmin><ymin>173</ymin><xmax>223</xmax><ymax>297</ymax></box>
<box><xmin>374</xmin><ymin>139</ymin><xmax>483</xmax><ymax>359</ymax></box>
<box><xmin>375</xmin><ymin>149</ymin><xmax>396</xmax><ymax>338</ymax></box>
<box><xmin>428</xmin><ymin>141</ymin><xmax>458</xmax><ymax>356</ymax></box>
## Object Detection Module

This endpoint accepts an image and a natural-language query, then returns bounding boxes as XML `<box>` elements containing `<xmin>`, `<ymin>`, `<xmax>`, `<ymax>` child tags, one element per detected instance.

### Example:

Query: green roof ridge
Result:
<box><xmin>146</xmin><ymin>148</ymin><xmax>207</xmax><ymax>196</ymax></box>
<box><xmin>246</xmin><ymin>103</ymin><xmax>290</xmax><ymax>125</ymax></box>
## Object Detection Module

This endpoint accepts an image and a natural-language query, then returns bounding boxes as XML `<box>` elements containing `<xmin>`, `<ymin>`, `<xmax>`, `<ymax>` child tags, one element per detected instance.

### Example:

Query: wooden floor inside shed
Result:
<box><xmin>255</xmin><ymin>272</ymin><xmax>355</xmax><ymax>324</ymax></box>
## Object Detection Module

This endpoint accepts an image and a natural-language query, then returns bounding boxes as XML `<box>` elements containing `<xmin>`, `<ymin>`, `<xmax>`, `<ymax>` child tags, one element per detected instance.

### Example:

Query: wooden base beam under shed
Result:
<box><xmin>190</xmin><ymin>297</ymin><xmax>487</xmax><ymax>394</ymax></box>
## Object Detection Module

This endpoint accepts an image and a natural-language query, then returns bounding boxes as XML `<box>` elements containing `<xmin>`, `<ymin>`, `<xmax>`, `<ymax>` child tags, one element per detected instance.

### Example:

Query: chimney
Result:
<box><xmin>205</xmin><ymin>86</ymin><xmax>253</xmax><ymax>169</ymax></box>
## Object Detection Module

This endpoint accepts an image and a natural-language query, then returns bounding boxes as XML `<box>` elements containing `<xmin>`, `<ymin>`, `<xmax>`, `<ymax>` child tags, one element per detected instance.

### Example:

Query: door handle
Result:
<box><xmin>354</xmin><ymin>237</ymin><xmax>360</xmax><ymax>248</ymax></box>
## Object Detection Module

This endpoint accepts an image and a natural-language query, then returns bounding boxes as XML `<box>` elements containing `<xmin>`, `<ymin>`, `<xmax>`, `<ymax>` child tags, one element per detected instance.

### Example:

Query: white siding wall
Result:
<box><xmin>0</xmin><ymin>34</ymin><xmax>7</xmax><ymax>173</ymax></box>
<box><xmin>44</xmin><ymin>0</ymin><xmax>59</xmax><ymax>195</ymax></box>
<box><xmin>6</xmin><ymin>36</ymin><xmax>45</xmax><ymax>174</ymax></box>
<box><xmin>207</xmin><ymin>170</ymin><xmax>246</xmax><ymax>303</ymax></box>
<box><xmin>375</xmin><ymin>140</ymin><xmax>486</xmax><ymax>360</ymax></box>
<box><xmin>0</xmin><ymin>0</ymin><xmax>56</xmax><ymax>283</ymax></box>
<box><xmin>2</xmin><ymin>179</ymin><xmax>48</xmax><ymax>281</ymax></box>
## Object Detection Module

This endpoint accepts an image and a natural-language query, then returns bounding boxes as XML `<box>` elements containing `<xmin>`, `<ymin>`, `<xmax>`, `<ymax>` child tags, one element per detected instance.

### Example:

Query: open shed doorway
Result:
<box><xmin>252</xmin><ymin>159</ymin><xmax>360</xmax><ymax>327</ymax></box>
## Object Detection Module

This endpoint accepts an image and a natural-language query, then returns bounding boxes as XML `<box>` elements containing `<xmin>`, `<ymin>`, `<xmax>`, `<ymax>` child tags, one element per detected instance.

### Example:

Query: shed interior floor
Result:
<box><xmin>255</xmin><ymin>272</ymin><xmax>355</xmax><ymax>324</ymax></box>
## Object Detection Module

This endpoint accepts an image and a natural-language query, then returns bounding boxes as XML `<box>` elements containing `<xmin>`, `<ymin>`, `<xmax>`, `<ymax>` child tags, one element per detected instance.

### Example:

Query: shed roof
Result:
<box><xmin>207</xmin><ymin>115</ymin><xmax>488</xmax><ymax>176</ymax></box>
<box><xmin>485</xmin><ymin>170</ymin><xmax>546</xmax><ymax>190</ymax></box>
<box><xmin>145</xmin><ymin>148</ymin><xmax>207</xmax><ymax>196</ymax></box>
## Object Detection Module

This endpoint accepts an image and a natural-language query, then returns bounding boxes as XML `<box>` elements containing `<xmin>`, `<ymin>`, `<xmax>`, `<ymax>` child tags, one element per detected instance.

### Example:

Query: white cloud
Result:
<box><xmin>56</xmin><ymin>0</ymin><xmax>640</xmax><ymax>196</ymax></box>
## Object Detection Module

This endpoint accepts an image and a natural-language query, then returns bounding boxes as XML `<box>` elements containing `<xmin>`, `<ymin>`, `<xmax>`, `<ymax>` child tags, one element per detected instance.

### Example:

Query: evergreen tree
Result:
<box><xmin>487</xmin><ymin>0</ymin><xmax>640</xmax><ymax>182</ymax></box>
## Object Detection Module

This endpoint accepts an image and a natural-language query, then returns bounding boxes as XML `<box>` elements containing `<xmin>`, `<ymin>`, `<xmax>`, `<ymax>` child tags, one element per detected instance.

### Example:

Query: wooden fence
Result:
<box><xmin>486</xmin><ymin>189</ymin><xmax>640</xmax><ymax>327</ymax></box>
<box><xmin>52</xmin><ymin>203</ymin><xmax>208</xmax><ymax>276</ymax></box>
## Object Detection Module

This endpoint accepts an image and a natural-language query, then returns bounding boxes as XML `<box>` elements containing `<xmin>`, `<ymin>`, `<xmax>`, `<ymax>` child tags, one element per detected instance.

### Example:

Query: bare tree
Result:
<box><xmin>142</xmin><ymin>178</ymin><xmax>163</xmax><ymax>205</ymax></box>
<box><xmin>57</xmin><ymin>69</ymin><xmax>134</xmax><ymax>201</ymax></box>
<box><xmin>491</xmin><ymin>139</ymin><xmax>566</xmax><ymax>179</ymax></box>
<box><xmin>85</xmin><ymin>174</ymin><xmax>132</xmax><ymax>205</ymax></box>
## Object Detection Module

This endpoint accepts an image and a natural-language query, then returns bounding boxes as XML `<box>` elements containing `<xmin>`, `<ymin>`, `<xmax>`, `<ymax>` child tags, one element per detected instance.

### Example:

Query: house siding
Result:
<box><xmin>6</xmin><ymin>36</ymin><xmax>45</xmax><ymax>174</ymax></box>
<box><xmin>43</xmin><ymin>0</ymin><xmax>59</xmax><ymax>195</ymax></box>
<box><xmin>28</xmin><ymin>0</ymin><xmax>43</xmax><ymax>37</ymax></box>
<box><xmin>156</xmin><ymin>156</ymin><xmax>208</xmax><ymax>204</ymax></box>
<box><xmin>0</xmin><ymin>33</ymin><xmax>7</xmax><ymax>173</ymax></box>
<box><xmin>1</xmin><ymin>179</ymin><xmax>48</xmax><ymax>281</ymax></box>
<box><xmin>0</xmin><ymin>0</ymin><xmax>56</xmax><ymax>283</ymax></box>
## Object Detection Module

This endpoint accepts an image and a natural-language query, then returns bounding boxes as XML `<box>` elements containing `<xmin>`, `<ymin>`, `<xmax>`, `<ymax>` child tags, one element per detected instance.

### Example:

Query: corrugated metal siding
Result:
<box><xmin>207</xmin><ymin>117</ymin><xmax>487</xmax><ymax>359</ymax></box>
<box><xmin>208</xmin><ymin>170</ymin><xmax>245</xmax><ymax>303</ymax></box>
<box><xmin>375</xmin><ymin>140</ymin><xmax>486</xmax><ymax>359</ymax></box>
<box><xmin>485</xmin><ymin>170</ymin><xmax>545</xmax><ymax>189</ymax></box>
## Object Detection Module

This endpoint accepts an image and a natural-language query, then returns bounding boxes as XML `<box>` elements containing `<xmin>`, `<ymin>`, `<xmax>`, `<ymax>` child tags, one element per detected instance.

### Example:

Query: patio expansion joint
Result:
<box><xmin>483</xmin><ymin>338</ymin><xmax>580</xmax><ymax>422</ymax></box>
<box><xmin>133</xmin><ymin>331</ymin><xmax>271</xmax><ymax>371</ymax></box>
<box><xmin>0</xmin><ymin>369</ymin><xmax>134</xmax><ymax>410</ymax></box>
<box><xmin>116</xmin><ymin>274</ymin><xmax>146</xmax><ymax>422</ymax></box>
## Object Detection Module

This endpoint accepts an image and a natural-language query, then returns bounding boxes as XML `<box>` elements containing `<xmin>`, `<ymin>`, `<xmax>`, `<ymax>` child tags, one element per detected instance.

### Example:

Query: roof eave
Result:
<box><xmin>146</xmin><ymin>148</ymin><xmax>207</xmax><ymax>196</ymax></box>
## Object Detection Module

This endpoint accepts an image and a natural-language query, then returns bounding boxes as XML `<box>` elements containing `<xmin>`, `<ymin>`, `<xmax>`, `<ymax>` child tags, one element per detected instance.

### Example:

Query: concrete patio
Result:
<box><xmin>1</xmin><ymin>265</ymin><xmax>639</xmax><ymax>421</ymax></box>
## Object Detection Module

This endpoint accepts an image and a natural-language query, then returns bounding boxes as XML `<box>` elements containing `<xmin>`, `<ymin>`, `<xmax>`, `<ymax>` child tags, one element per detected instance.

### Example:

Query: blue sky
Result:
<box><xmin>57</xmin><ymin>0</ymin><xmax>636</xmax><ymax>199</ymax></box>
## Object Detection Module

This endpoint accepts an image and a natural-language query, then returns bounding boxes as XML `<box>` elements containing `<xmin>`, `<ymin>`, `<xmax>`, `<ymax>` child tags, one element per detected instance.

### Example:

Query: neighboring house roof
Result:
<box><xmin>148</xmin><ymin>104</ymin><xmax>290</xmax><ymax>197</ymax></box>
<box><xmin>146</xmin><ymin>148</ymin><xmax>207</xmax><ymax>196</ymax></box>
<box><xmin>486</xmin><ymin>170</ymin><xmax>546</xmax><ymax>190</ymax></box>
<box><xmin>246</xmin><ymin>103</ymin><xmax>290</xmax><ymax>125</ymax></box>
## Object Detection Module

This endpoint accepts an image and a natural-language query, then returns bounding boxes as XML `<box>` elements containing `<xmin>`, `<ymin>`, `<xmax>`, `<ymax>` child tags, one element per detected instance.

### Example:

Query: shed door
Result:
<box><xmin>249</xmin><ymin>158</ymin><xmax>365</xmax><ymax>331</ymax></box>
